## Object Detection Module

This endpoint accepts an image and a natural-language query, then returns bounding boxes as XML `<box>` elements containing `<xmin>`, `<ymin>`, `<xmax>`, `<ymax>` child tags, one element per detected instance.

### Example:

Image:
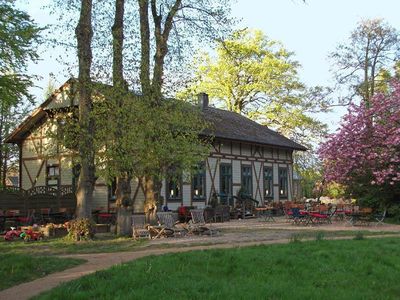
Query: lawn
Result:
<box><xmin>0</xmin><ymin>234</ymin><xmax>147</xmax><ymax>255</ymax></box>
<box><xmin>34</xmin><ymin>237</ymin><xmax>400</xmax><ymax>300</ymax></box>
<box><xmin>0</xmin><ymin>253</ymin><xmax>84</xmax><ymax>291</ymax></box>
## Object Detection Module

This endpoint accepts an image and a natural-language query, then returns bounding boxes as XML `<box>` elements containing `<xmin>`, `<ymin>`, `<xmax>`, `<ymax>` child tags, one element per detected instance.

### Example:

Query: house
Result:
<box><xmin>5</xmin><ymin>79</ymin><xmax>306</xmax><ymax>212</ymax></box>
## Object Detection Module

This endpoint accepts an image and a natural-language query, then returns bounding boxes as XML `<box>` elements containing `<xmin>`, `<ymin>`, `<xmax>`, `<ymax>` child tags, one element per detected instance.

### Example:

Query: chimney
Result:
<box><xmin>197</xmin><ymin>92</ymin><xmax>209</xmax><ymax>110</ymax></box>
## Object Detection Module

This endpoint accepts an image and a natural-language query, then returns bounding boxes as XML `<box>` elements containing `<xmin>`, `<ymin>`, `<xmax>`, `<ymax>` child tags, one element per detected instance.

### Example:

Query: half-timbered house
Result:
<box><xmin>5</xmin><ymin>79</ymin><xmax>306</xmax><ymax>212</ymax></box>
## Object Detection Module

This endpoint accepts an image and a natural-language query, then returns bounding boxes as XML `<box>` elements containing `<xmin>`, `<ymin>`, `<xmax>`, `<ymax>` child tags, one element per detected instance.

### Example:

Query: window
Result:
<box><xmin>220</xmin><ymin>164</ymin><xmax>232</xmax><ymax>197</ymax></box>
<box><xmin>279</xmin><ymin>167</ymin><xmax>288</xmax><ymax>198</ymax></box>
<box><xmin>167</xmin><ymin>175</ymin><xmax>182</xmax><ymax>202</ymax></box>
<box><xmin>264</xmin><ymin>166</ymin><xmax>273</xmax><ymax>199</ymax></box>
<box><xmin>241</xmin><ymin>165</ymin><xmax>252</xmax><ymax>196</ymax></box>
<box><xmin>46</xmin><ymin>165</ymin><xmax>60</xmax><ymax>187</ymax></box>
<box><xmin>192</xmin><ymin>163</ymin><xmax>206</xmax><ymax>200</ymax></box>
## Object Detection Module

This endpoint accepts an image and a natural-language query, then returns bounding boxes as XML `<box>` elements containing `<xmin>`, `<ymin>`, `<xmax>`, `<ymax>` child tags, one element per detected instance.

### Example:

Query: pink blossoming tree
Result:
<box><xmin>319</xmin><ymin>80</ymin><xmax>400</xmax><ymax>203</ymax></box>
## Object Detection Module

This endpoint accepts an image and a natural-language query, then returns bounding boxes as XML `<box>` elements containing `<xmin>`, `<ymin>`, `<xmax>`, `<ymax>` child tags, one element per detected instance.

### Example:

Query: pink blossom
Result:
<box><xmin>319</xmin><ymin>80</ymin><xmax>400</xmax><ymax>188</ymax></box>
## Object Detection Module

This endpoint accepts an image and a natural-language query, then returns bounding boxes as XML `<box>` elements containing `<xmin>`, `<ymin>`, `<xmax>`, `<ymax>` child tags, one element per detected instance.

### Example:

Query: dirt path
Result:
<box><xmin>1</xmin><ymin>219</ymin><xmax>399</xmax><ymax>300</ymax></box>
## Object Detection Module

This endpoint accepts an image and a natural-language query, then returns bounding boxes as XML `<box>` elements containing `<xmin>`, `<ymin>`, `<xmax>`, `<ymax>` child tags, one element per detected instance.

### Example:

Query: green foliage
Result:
<box><xmin>387</xmin><ymin>204</ymin><xmax>400</xmax><ymax>223</ymax></box>
<box><xmin>0</xmin><ymin>0</ymin><xmax>42</xmax><ymax>107</ymax></box>
<box><xmin>0</xmin><ymin>0</ymin><xmax>42</xmax><ymax>187</ymax></box>
<box><xmin>34</xmin><ymin>238</ymin><xmax>400</xmax><ymax>299</ymax></box>
<box><xmin>179</xmin><ymin>29</ymin><xmax>329</xmax><ymax>144</ymax></box>
<box><xmin>296</xmin><ymin>165</ymin><xmax>322</xmax><ymax>198</ymax></box>
<box><xmin>66</xmin><ymin>218</ymin><xmax>96</xmax><ymax>241</ymax></box>
<box><xmin>0</xmin><ymin>253</ymin><xmax>84</xmax><ymax>291</ymax></box>
<box><xmin>51</xmin><ymin>84</ymin><xmax>211</xmax><ymax>186</ymax></box>
<box><xmin>324</xmin><ymin>182</ymin><xmax>346</xmax><ymax>199</ymax></box>
<box><xmin>180</xmin><ymin>29</ymin><xmax>330</xmax><ymax>198</ymax></box>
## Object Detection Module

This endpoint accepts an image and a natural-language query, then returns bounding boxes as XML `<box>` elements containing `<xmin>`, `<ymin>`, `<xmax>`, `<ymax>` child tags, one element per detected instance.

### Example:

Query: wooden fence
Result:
<box><xmin>0</xmin><ymin>185</ymin><xmax>76</xmax><ymax>214</ymax></box>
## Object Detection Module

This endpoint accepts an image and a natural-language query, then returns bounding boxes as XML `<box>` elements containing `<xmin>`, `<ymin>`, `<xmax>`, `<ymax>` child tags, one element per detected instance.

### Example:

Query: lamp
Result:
<box><xmin>265</xmin><ymin>189</ymin><xmax>269</xmax><ymax>196</ymax></box>
<box><xmin>280</xmin><ymin>189</ymin><xmax>284</xmax><ymax>195</ymax></box>
<box><xmin>170</xmin><ymin>189</ymin><xmax>174</xmax><ymax>197</ymax></box>
<box><xmin>195</xmin><ymin>189</ymin><xmax>199</xmax><ymax>196</ymax></box>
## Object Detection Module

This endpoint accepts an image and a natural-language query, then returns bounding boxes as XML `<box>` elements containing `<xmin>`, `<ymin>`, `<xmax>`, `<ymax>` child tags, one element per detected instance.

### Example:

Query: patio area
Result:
<box><xmin>147</xmin><ymin>215</ymin><xmax>400</xmax><ymax>246</ymax></box>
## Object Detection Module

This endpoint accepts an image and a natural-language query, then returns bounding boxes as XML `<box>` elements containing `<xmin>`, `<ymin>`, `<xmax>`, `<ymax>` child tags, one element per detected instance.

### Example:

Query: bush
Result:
<box><xmin>387</xmin><ymin>204</ymin><xmax>400</xmax><ymax>223</ymax></box>
<box><xmin>66</xmin><ymin>218</ymin><xmax>96</xmax><ymax>241</ymax></box>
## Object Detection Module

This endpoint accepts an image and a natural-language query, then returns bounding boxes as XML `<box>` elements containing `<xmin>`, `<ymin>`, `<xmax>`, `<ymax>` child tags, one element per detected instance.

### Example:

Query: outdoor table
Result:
<box><xmin>255</xmin><ymin>207</ymin><xmax>275</xmax><ymax>222</ymax></box>
<box><xmin>300</xmin><ymin>210</ymin><xmax>315</xmax><ymax>226</ymax></box>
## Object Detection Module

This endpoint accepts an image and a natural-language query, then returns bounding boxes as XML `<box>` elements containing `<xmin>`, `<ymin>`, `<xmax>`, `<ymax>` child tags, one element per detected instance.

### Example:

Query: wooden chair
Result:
<box><xmin>132</xmin><ymin>215</ymin><xmax>151</xmax><ymax>240</ymax></box>
<box><xmin>156</xmin><ymin>212</ymin><xmax>187</xmax><ymax>237</ymax></box>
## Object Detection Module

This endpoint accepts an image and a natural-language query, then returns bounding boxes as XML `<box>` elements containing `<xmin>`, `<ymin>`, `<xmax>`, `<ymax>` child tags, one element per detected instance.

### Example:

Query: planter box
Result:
<box><xmin>41</xmin><ymin>226</ymin><xmax>68</xmax><ymax>237</ymax></box>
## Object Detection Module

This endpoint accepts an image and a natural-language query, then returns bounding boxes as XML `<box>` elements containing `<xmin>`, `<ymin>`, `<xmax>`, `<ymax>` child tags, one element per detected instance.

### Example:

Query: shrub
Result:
<box><xmin>66</xmin><ymin>218</ymin><xmax>96</xmax><ymax>241</ymax></box>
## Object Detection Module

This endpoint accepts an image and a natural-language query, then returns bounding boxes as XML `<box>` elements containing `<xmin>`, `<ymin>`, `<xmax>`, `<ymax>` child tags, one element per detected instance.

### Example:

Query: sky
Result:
<box><xmin>18</xmin><ymin>0</ymin><xmax>400</xmax><ymax>131</ymax></box>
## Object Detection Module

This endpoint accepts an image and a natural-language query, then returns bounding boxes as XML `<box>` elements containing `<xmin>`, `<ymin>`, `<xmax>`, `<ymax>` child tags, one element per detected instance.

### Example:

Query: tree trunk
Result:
<box><xmin>75</xmin><ymin>0</ymin><xmax>95</xmax><ymax>219</ymax></box>
<box><xmin>138</xmin><ymin>1</ymin><xmax>182</xmax><ymax>219</ymax></box>
<box><xmin>111</xmin><ymin>0</ymin><xmax>133</xmax><ymax>235</ymax></box>
<box><xmin>363</xmin><ymin>36</ymin><xmax>371</xmax><ymax>107</ymax></box>
<box><xmin>115</xmin><ymin>174</ymin><xmax>132</xmax><ymax>235</ymax></box>
<box><xmin>0</xmin><ymin>104</ymin><xmax>4</xmax><ymax>186</ymax></box>
<box><xmin>138</xmin><ymin>0</ymin><xmax>151</xmax><ymax>93</ymax></box>
<box><xmin>144</xmin><ymin>176</ymin><xmax>157</xmax><ymax>223</ymax></box>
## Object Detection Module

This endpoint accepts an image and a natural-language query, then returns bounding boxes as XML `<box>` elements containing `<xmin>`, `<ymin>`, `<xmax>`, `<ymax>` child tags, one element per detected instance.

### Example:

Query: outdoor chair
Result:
<box><xmin>374</xmin><ymin>209</ymin><xmax>387</xmax><ymax>227</ymax></box>
<box><xmin>214</xmin><ymin>205</ymin><xmax>230</xmax><ymax>222</ymax></box>
<box><xmin>188</xmin><ymin>209</ymin><xmax>217</xmax><ymax>235</ymax></box>
<box><xmin>203</xmin><ymin>207</ymin><xmax>215</xmax><ymax>223</ymax></box>
<box><xmin>132</xmin><ymin>214</ymin><xmax>151</xmax><ymax>240</ymax></box>
<box><xmin>283</xmin><ymin>207</ymin><xmax>294</xmax><ymax>223</ymax></box>
<box><xmin>291</xmin><ymin>207</ymin><xmax>307</xmax><ymax>225</ymax></box>
<box><xmin>156</xmin><ymin>212</ymin><xmax>187</xmax><ymax>237</ymax></box>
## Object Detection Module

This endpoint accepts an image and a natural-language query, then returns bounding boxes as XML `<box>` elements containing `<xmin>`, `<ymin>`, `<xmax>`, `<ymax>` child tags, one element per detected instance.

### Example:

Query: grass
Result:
<box><xmin>0</xmin><ymin>234</ymin><xmax>147</xmax><ymax>255</ymax></box>
<box><xmin>34</xmin><ymin>237</ymin><xmax>400</xmax><ymax>300</ymax></box>
<box><xmin>0</xmin><ymin>253</ymin><xmax>84</xmax><ymax>291</ymax></box>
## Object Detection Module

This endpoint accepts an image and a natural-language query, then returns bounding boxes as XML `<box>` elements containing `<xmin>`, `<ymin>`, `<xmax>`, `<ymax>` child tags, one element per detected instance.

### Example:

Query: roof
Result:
<box><xmin>5</xmin><ymin>79</ymin><xmax>307</xmax><ymax>151</ymax></box>
<box><xmin>202</xmin><ymin>106</ymin><xmax>307</xmax><ymax>151</ymax></box>
<box><xmin>5</xmin><ymin>78</ymin><xmax>76</xmax><ymax>143</ymax></box>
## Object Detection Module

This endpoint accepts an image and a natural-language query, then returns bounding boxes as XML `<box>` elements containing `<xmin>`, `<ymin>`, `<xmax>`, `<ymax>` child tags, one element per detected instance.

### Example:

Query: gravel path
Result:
<box><xmin>1</xmin><ymin>218</ymin><xmax>399</xmax><ymax>300</ymax></box>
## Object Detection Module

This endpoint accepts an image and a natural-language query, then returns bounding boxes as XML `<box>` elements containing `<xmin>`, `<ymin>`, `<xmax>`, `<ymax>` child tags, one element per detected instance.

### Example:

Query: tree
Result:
<box><xmin>318</xmin><ymin>80</ymin><xmax>400</xmax><ymax>206</ymax></box>
<box><xmin>0</xmin><ymin>0</ymin><xmax>42</xmax><ymax>107</ymax></box>
<box><xmin>330</xmin><ymin>19</ymin><xmax>400</xmax><ymax>106</ymax></box>
<box><xmin>49</xmin><ymin>0</ymin><xmax>231</xmax><ymax>229</ymax></box>
<box><xmin>0</xmin><ymin>102</ymin><xmax>32</xmax><ymax>186</ymax></box>
<box><xmin>135</xmin><ymin>0</ymin><xmax>233</xmax><ymax>216</ymax></box>
<box><xmin>75</xmin><ymin>0</ymin><xmax>95</xmax><ymax>219</ymax></box>
<box><xmin>180</xmin><ymin>29</ymin><xmax>329</xmax><ymax>144</ymax></box>
<box><xmin>180</xmin><ymin>29</ymin><xmax>330</xmax><ymax>196</ymax></box>
<box><xmin>0</xmin><ymin>0</ymin><xmax>42</xmax><ymax>188</ymax></box>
